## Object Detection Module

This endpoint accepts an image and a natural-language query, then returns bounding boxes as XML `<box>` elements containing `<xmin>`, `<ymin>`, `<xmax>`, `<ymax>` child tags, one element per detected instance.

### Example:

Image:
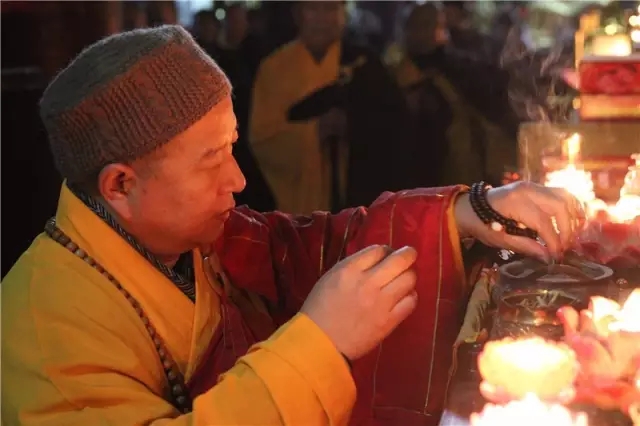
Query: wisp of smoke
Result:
<box><xmin>501</xmin><ymin>26</ymin><xmax>576</xmax><ymax>124</ymax></box>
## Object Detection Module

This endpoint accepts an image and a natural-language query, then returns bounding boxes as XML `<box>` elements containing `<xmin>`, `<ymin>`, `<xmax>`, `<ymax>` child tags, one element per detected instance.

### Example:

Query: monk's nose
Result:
<box><xmin>225</xmin><ymin>156</ymin><xmax>246</xmax><ymax>194</ymax></box>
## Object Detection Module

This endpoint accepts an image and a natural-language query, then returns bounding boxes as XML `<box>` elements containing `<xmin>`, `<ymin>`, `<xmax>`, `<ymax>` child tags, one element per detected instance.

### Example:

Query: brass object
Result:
<box><xmin>491</xmin><ymin>256</ymin><xmax>615</xmax><ymax>339</ymax></box>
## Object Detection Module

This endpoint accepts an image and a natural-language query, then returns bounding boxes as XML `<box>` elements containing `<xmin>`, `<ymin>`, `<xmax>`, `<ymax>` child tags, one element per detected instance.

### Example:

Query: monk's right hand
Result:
<box><xmin>300</xmin><ymin>245</ymin><xmax>418</xmax><ymax>362</ymax></box>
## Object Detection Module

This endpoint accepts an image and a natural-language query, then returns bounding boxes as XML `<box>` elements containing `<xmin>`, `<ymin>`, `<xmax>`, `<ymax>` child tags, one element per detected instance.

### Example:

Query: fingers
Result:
<box><xmin>516</xmin><ymin>198</ymin><xmax>563</xmax><ymax>255</ymax></box>
<box><xmin>530</xmin><ymin>187</ymin><xmax>584</xmax><ymax>249</ymax></box>
<box><xmin>381</xmin><ymin>268</ymin><xmax>417</xmax><ymax>308</ymax></box>
<box><xmin>366</xmin><ymin>246</ymin><xmax>417</xmax><ymax>284</ymax></box>
<box><xmin>388</xmin><ymin>290</ymin><xmax>418</xmax><ymax>326</ymax></box>
<box><xmin>501</xmin><ymin>234</ymin><xmax>550</xmax><ymax>263</ymax></box>
<box><xmin>342</xmin><ymin>244</ymin><xmax>391</xmax><ymax>271</ymax></box>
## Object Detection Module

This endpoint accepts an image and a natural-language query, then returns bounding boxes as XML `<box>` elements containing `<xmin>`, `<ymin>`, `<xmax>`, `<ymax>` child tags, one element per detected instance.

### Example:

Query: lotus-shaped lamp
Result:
<box><xmin>478</xmin><ymin>337</ymin><xmax>578</xmax><ymax>403</ymax></box>
<box><xmin>558</xmin><ymin>289</ymin><xmax>640</xmax><ymax>411</ymax></box>
<box><xmin>470</xmin><ymin>394</ymin><xmax>588</xmax><ymax>426</ymax></box>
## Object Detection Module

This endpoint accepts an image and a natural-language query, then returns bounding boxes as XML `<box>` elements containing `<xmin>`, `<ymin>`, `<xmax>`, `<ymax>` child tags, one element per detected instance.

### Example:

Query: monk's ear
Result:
<box><xmin>97</xmin><ymin>163</ymin><xmax>137</xmax><ymax>220</ymax></box>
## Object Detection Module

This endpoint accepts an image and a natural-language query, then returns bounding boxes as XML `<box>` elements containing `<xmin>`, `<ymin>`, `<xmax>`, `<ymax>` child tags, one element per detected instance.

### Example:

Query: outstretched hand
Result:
<box><xmin>300</xmin><ymin>245</ymin><xmax>418</xmax><ymax>362</ymax></box>
<box><xmin>455</xmin><ymin>181</ymin><xmax>586</xmax><ymax>262</ymax></box>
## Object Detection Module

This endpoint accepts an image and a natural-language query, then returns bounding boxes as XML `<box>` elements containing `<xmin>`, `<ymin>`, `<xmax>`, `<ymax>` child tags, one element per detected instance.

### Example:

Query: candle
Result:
<box><xmin>545</xmin><ymin>134</ymin><xmax>599</xmax><ymax>211</ymax></box>
<box><xmin>591</xmin><ymin>34</ymin><xmax>633</xmax><ymax>56</ymax></box>
<box><xmin>478</xmin><ymin>337</ymin><xmax>578</xmax><ymax>402</ymax></box>
<box><xmin>470</xmin><ymin>394</ymin><xmax>589</xmax><ymax>426</ymax></box>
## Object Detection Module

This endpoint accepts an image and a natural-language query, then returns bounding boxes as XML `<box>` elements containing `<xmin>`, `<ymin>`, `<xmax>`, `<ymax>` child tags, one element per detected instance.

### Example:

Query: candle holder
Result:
<box><xmin>477</xmin><ymin>337</ymin><xmax>579</xmax><ymax>403</ymax></box>
<box><xmin>470</xmin><ymin>394</ymin><xmax>588</xmax><ymax>426</ymax></box>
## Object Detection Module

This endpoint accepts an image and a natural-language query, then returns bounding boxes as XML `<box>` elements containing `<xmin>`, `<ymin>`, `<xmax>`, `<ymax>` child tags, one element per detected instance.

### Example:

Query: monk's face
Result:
<box><xmin>99</xmin><ymin>96</ymin><xmax>245</xmax><ymax>263</ymax></box>
<box><xmin>296</xmin><ymin>1</ymin><xmax>346</xmax><ymax>54</ymax></box>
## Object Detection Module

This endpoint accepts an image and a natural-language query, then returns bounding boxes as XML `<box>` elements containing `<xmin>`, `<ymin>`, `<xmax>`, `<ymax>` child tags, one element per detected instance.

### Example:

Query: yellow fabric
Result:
<box><xmin>393</xmin><ymin>56</ymin><xmax>515</xmax><ymax>186</ymax></box>
<box><xmin>249</xmin><ymin>40</ymin><xmax>340</xmax><ymax>215</ymax></box>
<box><xmin>447</xmin><ymin>188</ymin><xmax>468</xmax><ymax>293</ymax></box>
<box><xmin>1</xmin><ymin>184</ymin><xmax>356</xmax><ymax>426</ymax></box>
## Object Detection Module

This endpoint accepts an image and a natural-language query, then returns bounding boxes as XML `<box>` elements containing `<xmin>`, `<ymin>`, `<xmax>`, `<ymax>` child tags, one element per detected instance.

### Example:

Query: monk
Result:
<box><xmin>2</xmin><ymin>25</ymin><xmax>583</xmax><ymax>426</ymax></box>
<box><xmin>249</xmin><ymin>1</ymin><xmax>411</xmax><ymax>213</ymax></box>
<box><xmin>392</xmin><ymin>3</ymin><xmax>518</xmax><ymax>188</ymax></box>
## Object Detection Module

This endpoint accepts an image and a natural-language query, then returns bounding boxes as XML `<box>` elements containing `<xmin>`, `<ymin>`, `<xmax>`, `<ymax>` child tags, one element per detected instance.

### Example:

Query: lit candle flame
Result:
<box><xmin>547</xmin><ymin>134</ymin><xmax>596</xmax><ymax>207</ymax></box>
<box><xmin>545</xmin><ymin>140</ymin><xmax>640</xmax><ymax>223</ymax></box>
<box><xmin>565</xmin><ymin>133</ymin><xmax>581</xmax><ymax>166</ymax></box>
<box><xmin>589</xmin><ymin>289</ymin><xmax>640</xmax><ymax>334</ymax></box>
<box><xmin>478</xmin><ymin>337</ymin><xmax>578</xmax><ymax>401</ymax></box>
<box><xmin>609</xmin><ymin>289</ymin><xmax>640</xmax><ymax>333</ymax></box>
<box><xmin>470</xmin><ymin>394</ymin><xmax>589</xmax><ymax>426</ymax></box>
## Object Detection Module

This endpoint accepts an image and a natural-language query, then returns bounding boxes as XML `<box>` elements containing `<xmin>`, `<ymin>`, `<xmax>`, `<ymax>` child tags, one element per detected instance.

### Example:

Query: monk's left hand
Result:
<box><xmin>454</xmin><ymin>181</ymin><xmax>586</xmax><ymax>262</ymax></box>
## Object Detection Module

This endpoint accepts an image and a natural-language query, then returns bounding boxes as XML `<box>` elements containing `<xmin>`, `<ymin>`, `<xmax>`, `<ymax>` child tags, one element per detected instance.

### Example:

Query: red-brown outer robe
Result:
<box><xmin>188</xmin><ymin>187</ymin><xmax>469</xmax><ymax>426</ymax></box>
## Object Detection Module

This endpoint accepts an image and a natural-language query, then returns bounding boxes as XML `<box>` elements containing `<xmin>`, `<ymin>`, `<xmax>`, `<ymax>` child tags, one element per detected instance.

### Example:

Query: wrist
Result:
<box><xmin>454</xmin><ymin>192</ymin><xmax>478</xmax><ymax>239</ymax></box>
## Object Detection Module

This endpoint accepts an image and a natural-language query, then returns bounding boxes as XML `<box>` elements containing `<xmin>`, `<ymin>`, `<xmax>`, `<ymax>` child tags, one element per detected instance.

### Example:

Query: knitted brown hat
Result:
<box><xmin>40</xmin><ymin>25</ymin><xmax>232</xmax><ymax>184</ymax></box>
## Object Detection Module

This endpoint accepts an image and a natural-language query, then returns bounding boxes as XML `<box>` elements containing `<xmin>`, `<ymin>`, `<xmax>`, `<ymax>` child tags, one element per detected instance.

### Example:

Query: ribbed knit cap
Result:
<box><xmin>40</xmin><ymin>25</ymin><xmax>232</xmax><ymax>183</ymax></box>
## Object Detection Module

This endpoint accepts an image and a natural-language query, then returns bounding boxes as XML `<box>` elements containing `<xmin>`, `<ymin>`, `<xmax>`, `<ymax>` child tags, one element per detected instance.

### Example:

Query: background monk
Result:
<box><xmin>2</xmin><ymin>26</ymin><xmax>583</xmax><ymax>426</ymax></box>
<box><xmin>249</xmin><ymin>1</ymin><xmax>411</xmax><ymax>213</ymax></box>
<box><xmin>391</xmin><ymin>3</ymin><xmax>517</xmax><ymax>189</ymax></box>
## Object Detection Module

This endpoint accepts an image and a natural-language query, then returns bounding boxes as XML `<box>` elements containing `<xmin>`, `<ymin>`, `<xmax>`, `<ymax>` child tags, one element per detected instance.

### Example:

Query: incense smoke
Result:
<box><xmin>501</xmin><ymin>26</ymin><xmax>576</xmax><ymax>124</ymax></box>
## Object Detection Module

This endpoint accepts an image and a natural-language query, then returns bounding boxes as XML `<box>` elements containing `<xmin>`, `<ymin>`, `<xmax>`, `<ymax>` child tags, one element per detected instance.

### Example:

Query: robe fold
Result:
<box><xmin>2</xmin><ymin>184</ymin><xmax>468</xmax><ymax>426</ymax></box>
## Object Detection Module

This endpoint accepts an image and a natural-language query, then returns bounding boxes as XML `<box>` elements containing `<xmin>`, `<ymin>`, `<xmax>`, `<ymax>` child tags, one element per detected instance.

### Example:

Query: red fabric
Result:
<box><xmin>188</xmin><ymin>187</ymin><xmax>468</xmax><ymax>426</ymax></box>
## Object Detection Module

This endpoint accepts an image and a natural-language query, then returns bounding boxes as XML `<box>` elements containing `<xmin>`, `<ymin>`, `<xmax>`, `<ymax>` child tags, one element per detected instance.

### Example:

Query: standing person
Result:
<box><xmin>191</xmin><ymin>9</ymin><xmax>220</xmax><ymax>57</ymax></box>
<box><xmin>2</xmin><ymin>25</ymin><xmax>583</xmax><ymax>426</ymax></box>
<box><xmin>215</xmin><ymin>4</ymin><xmax>275</xmax><ymax>212</ymax></box>
<box><xmin>442</xmin><ymin>1</ymin><xmax>491</xmax><ymax>59</ymax></box>
<box><xmin>392</xmin><ymin>3</ymin><xmax>517</xmax><ymax>188</ymax></box>
<box><xmin>250</xmin><ymin>1</ymin><xmax>412</xmax><ymax>213</ymax></box>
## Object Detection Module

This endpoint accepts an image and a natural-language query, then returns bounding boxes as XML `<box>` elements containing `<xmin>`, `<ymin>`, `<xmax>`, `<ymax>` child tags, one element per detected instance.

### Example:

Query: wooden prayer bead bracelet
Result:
<box><xmin>469</xmin><ymin>182</ymin><xmax>539</xmax><ymax>240</ymax></box>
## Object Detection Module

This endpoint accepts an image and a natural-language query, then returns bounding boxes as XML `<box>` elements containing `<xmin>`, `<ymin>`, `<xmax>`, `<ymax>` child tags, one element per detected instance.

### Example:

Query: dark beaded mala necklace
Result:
<box><xmin>44</xmin><ymin>218</ymin><xmax>193</xmax><ymax>414</ymax></box>
<box><xmin>469</xmin><ymin>181</ymin><xmax>539</xmax><ymax>240</ymax></box>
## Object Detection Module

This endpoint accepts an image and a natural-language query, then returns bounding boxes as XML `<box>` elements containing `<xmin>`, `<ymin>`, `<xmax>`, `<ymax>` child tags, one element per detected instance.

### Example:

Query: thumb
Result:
<box><xmin>501</xmin><ymin>235</ymin><xmax>551</xmax><ymax>263</ymax></box>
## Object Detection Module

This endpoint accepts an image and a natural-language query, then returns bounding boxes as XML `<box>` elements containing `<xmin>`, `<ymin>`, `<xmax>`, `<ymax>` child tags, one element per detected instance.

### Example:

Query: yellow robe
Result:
<box><xmin>393</xmin><ymin>56</ymin><xmax>515</xmax><ymax>186</ymax></box>
<box><xmin>1</xmin><ymin>184</ymin><xmax>355</xmax><ymax>425</ymax></box>
<box><xmin>249</xmin><ymin>40</ymin><xmax>340</xmax><ymax>215</ymax></box>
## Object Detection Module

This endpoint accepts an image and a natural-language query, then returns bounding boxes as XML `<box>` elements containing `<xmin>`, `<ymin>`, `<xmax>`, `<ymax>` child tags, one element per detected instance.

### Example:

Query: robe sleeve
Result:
<box><xmin>3</xmin><ymin>267</ymin><xmax>355</xmax><ymax>425</ymax></box>
<box><xmin>219</xmin><ymin>186</ymin><xmax>468</xmax><ymax>317</ymax></box>
<box><xmin>217</xmin><ymin>186</ymin><xmax>471</xmax><ymax>419</ymax></box>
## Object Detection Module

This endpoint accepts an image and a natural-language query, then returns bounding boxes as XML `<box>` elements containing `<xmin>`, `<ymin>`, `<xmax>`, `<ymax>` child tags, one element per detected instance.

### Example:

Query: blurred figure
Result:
<box><xmin>123</xmin><ymin>2</ymin><xmax>148</xmax><ymax>30</ymax></box>
<box><xmin>192</xmin><ymin>9</ymin><xmax>220</xmax><ymax>56</ymax></box>
<box><xmin>216</xmin><ymin>3</ymin><xmax>275</xmax><ymax>211</ymax></box>
<box><xmin>220</xmin><ymin>3</ymin><xmax>248</xmax><ymax>49</ymax></box>
<box><xmin>147</xmin><ymin>1</ymin><xmax>177</xmax><ymax>26</ymax></box>
<box><xmin>250</xmin><ymin>1</ymin><xmax>410</xmax><ymax>213</ymax></box>
<box><xmin>392</xmin><ymin>3</ymin><xmax>517</xmax><ymax>187</ymax></box>
<box><xmin>247</xmin><ymin>8</ymin><xmax>267</xmax><ymax>37</ymax></box>
<box><xmin>219</xmin><ymin>4</ymin><xmax>266</xmax><ymax>78</ymax></box>
<box><xmin>442</xmin><ymin>1</ymin><xmax>491</xmax><ymax>58</ymax></box>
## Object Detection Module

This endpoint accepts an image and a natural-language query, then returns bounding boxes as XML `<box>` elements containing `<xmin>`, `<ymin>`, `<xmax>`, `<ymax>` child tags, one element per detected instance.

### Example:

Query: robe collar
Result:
<box><xmin>53</xmin><ymin>183</ymin><xmax>220</xmax><ymax>379</ymax></box>
<box><xmin>53</xmin><ymin>183</ymin><xmax>197</xmax><ymax>308</ymax></box>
